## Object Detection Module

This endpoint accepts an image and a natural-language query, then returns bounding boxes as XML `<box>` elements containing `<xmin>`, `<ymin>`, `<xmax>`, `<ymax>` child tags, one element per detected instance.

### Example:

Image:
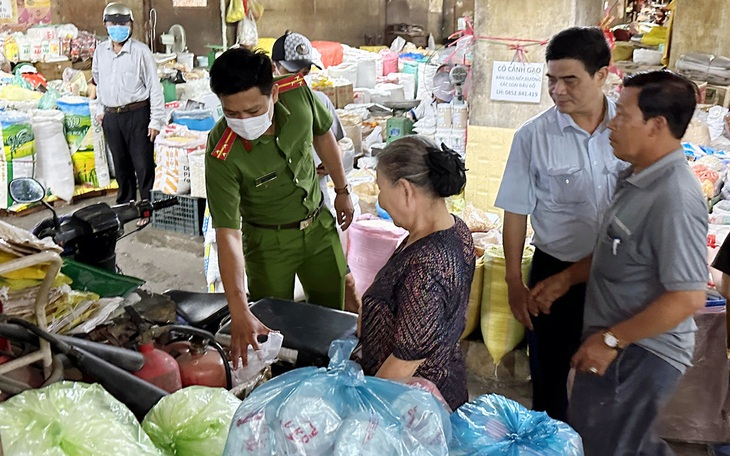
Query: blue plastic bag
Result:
<box><xmin>172</xmin><ymin>109</ymin><xmax>216</xmax><ymax>132</ymax></box>
<box><xmin>223</xmin><ymin>339</ymin><xmax>451</xmax><ymax>455</ymax></box>
<box><xmin>449</xmin><ymin>394</ymin><xmax>583</xmax><ymax>455</ymax></box>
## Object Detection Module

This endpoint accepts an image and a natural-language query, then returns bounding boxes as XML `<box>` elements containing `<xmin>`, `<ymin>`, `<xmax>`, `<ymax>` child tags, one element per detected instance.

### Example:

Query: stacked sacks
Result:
<box><xmin>153</xmin><ymin>124</ymin><xmax>207</xmax><ymax>195</ymax></box>
<box><xmin>224</xmin><ymin>339</ymin><xmax>451</xmax><ymax>455</ymax></box>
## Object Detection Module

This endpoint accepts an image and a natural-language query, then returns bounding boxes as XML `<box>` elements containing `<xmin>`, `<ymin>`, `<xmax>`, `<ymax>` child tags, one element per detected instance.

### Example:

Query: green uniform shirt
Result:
<box><xmin>205</xmin><ymin>80</ymin><xmax>334</xmax><ymax>229</ymax></box>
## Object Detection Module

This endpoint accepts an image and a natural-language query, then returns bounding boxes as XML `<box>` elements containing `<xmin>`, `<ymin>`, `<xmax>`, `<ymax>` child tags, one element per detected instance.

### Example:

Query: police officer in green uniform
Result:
<box><xmin>206</xmin><ymin>48</ymin><xmax>354</xmax><ymax>366</ymax></box>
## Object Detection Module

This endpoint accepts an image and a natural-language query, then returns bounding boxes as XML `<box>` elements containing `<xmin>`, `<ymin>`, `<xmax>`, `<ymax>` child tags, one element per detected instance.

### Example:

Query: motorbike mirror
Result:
<box><xmin>8</xmin><ymin>178</ymin><xmax>45</xmax><ymax>204</ymax></box>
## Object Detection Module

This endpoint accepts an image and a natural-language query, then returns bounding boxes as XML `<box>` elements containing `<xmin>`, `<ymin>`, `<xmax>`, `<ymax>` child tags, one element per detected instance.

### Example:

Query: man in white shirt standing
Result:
<box><xmin>92</xmin><ymin>2</ymin><xmax>165</xmax><ymax>225</ymax></box>
<box><xmin>494</xmin><ymin>27</ymin><xmax>627</xmax><ymax>421</ymax></box>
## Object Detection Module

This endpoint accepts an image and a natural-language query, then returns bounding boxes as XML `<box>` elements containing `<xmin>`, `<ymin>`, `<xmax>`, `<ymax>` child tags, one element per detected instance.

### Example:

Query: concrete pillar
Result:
<box><xmin>670</xmin><ymin>0</ymin><xmax>730</xmax><ymax>68</ymax></box>
<box><xmin>470</xmin><ymin>0</ymin><xmax>603</xmax><ymax>128</ymax></box>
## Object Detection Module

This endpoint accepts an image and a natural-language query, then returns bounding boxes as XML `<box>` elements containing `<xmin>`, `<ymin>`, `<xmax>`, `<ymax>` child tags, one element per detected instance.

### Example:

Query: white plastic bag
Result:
<box><xmin>31</xmin><ymin>109</ymin><xmax>74</xmax><ymax>201</ymax></box>
<box><xmin>237</xmin><ymin>10</ymin><xmax>258</xmax><ymax>47</ymax></box>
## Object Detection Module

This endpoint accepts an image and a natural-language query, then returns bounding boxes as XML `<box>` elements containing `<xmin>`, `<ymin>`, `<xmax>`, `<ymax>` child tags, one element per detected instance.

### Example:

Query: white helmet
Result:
<box><xmin>103</xmin><ymin>2</ymin><xmax>134</xmax><ymax>23</ymax></box>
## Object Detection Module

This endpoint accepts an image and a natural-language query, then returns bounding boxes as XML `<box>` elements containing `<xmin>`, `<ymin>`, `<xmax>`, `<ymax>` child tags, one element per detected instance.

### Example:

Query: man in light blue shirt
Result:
<box><xmin>92</xmin><ymin>2</ymin><xmax>165</xmax><ymax>223</ymax></box>
<box><xmin>494</xmin><ymin>27</ymin><xmax>626</xmax><ymax>421</ymax></box>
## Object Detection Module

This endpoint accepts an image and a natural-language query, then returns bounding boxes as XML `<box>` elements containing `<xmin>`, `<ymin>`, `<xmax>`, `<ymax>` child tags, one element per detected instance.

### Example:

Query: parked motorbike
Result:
<box><xmin>9</xmin><ymin>177</ymin><xmax>232</xmax><ymax>334</ymax></box>
<box><xmin>6</xmin><ymin>178</ymin><xmax>358</xmax><ymax>397</ymax></box>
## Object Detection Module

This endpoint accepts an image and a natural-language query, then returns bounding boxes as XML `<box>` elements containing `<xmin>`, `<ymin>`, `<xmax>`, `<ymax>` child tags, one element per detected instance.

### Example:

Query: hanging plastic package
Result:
<box><xmin>449</xmin><ymin>394</ymin><xmax>584</xmax><ymax>455</ymax></box>
<box><xmin>481</xmin><ymin>245</ymin><xmax>534</xmax><ymax>365</ymax></box>
<box><xmin>237</xmin><ymin>6</ymin><xmax>259</xmax><ymax>47</ymax></box>
<box><xmin>31</xmin><ymin>109</ymin><xmax>74</xmax><ymax>202</ymax></box>
<box><xmin>225</xmin><ymin>0</ymin><xmax>245</xmax><ymax>23</ymax></box>
<box><xmin>223</xmin><ymin>339</ymin><xmax>452</xmax><ymax>456</ymax></box>
<box><xmin>142</xmin><ymin>386</ymin><xmax>242</xmax><ymax>456</ymax></box>
<box><xmin>0</xmin><ymin>381</ymin><xmax>163</xmax><ymax>456</ymax></box>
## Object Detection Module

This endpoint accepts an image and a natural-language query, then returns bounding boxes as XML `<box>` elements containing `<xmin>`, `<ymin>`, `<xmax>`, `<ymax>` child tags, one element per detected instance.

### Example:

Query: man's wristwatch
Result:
<box><xmin>603</xmin><ymin>330</ymin><xmax>624</xmax><ymax>350</ymax></box>
<box><xmin>334</xmin><ymin>184</ymin><xmax>352</xmax><ymax>196</ymax></box>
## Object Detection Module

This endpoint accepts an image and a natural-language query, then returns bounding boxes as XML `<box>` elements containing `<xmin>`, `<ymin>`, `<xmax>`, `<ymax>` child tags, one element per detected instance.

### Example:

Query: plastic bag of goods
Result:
<box><xmin>223</xmin><ymin>339</ymin><xmax>452</xmax><ymax>456</ymax></box>
<box><xmin>481</xmin><ymin>245</ymin><xmax>534</xmax><ymax>365</ymax></box>
<box><xmin>172</xmin><ymin>109</ymin><xmax>216</xmax><ymax>132</ymax></box>
<box><xmin>30</xmin><ymin>109</ymin><xmax>75</xmax><ymax>202</ymax></box>
<box><xmin>142</xmin><ymin>386</ymin><xmax>241</xmax><ymax>456</ymax></box>
<box><xmin>449</xmin><ymin>394</ymin><xmax>583</xmax><ymax>455</ymax></box>
<box><xmin>0</xmin><ymin>381</ymin><xmax>163</xmax><ymax>456</ymax></box>
<box><xmin>347</xmin><ymin>217</ymin><xmax>408</xmax><ymax>298</ymax></box>
<box><xmin>89</xmin><ymin>99</ymin><xmax>112</xmax><ymax>187</ymax></box>
<box><xmin>462</xmin><ymin>254</ymin><xmax>484</xmax><ymax>339</ymax></box>
<box><xmin>154</xmin><ymin>124</ymin><xmax>207</xmax><ymax>195</ymax></box>
<box><xmin>58</xmin><ymin>96</ymin><xmax>110</xmax><ymax>187</ymax></box>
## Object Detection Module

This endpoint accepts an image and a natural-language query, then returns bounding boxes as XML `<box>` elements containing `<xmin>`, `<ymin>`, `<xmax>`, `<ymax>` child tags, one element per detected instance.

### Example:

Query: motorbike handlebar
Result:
<box><xmin>152</xmin><ymin>196</ymin><xmax>179</xmax><ymax>211</ymax></box>
<box><xmin>112</xmin><ymin>197</ymin><xmax>178</xmax><ymax>226</ymax></box>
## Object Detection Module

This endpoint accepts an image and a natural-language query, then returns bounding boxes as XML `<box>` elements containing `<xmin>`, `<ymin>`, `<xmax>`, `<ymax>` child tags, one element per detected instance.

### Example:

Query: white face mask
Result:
<box><xmin>225</xmin><ymin>98</ymin><xmax>274</xmax><ymax>140</ymax></box>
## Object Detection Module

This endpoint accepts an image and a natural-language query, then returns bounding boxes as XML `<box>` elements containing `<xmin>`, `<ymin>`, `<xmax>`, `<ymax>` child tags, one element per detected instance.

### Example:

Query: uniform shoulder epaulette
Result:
<box><xmin>276</xmin><ymin>72</ymin><xmax>306</xmax><ymax>94</ymax></box>
<box><xmin>211</xmin><ymin>127</ymin><xmax>252</xmax><ymax>161</ymax></box>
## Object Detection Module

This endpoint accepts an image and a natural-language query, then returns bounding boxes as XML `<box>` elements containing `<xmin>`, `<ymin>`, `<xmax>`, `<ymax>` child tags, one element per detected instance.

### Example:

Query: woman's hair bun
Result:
<box><xmin>425</xmin><ymin>143</ymin><xmax>467</xmax><ymax>197</ymax></box>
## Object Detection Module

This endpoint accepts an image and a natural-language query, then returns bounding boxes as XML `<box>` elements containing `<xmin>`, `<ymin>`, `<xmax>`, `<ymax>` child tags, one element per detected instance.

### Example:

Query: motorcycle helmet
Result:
<box><xmin>103</xmin><ymin>2</ymin><xmax>134</xmax><ymax>23</ymax></box>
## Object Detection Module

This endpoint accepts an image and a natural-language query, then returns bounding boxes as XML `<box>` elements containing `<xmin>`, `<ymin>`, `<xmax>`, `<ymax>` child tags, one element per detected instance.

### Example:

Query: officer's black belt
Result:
<box><xmin>105</xmin><ymin>99</ymin><xmax>150</xmax><ymax>114</ymax></box>
<box><xmin>246</xmin><ymin>202</ymin><xmax>324</xmax><ymax>230</ymax></box>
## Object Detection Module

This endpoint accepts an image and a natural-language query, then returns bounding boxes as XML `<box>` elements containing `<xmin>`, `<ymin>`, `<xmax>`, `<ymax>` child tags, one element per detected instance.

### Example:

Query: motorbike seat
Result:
<box><xmin>216</xmin><ymin>298</ymin><xmax>358</xmax><ymax>367</ymax></box>
<box><xmin>163</xmin><ymin>290</ymin><xmax>230</xmax><ymax>332</ymax></box>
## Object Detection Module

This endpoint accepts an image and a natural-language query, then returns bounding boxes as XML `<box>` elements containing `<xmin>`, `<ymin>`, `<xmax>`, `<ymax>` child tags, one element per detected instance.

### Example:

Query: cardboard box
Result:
<box><xmin>706</xmin><ymin>84</ymin><xmax>730</xmax><ymax>108</ymax></box>
<box><xmin>35</xmin><ymin>59</ymin><xmax>72</xmax><ymax>81</ymax></box>
<box><xmin>335</xmin><ymin>83</ymin><xmax>354</xmax><ymax>109</ymax></box>
<box><xmin>693</xmin><ymin>80</ymin><xmax>708</xmax><ymax>104</ymax></box>
<box><xmin>315</xmin><ymin>86</ymin><xmax>337</xmax><ymax>107</ymax></box>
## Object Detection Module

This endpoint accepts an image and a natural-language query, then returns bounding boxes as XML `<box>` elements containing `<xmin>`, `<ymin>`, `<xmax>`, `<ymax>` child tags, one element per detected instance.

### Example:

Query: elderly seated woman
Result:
<box><xmin>359</xmin><ymin>135</ymin><xmax>475</xmax><ymax>410</ymax></box>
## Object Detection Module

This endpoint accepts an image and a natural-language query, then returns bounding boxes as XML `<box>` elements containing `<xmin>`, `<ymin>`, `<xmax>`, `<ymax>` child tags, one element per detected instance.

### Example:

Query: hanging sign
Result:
<box><xmin>490</xmin><ymin>61</ymin><xmax>544</xmax><ymax>104</ymax></box>
<box><xmin>0</xmin><ymin>0</ymin><xmax>16</xmax><ymax>21</ymax></box>
<box><xmin>173</xmin><ymin>0</ymin><xmax>207</xmax><ymax>6</ymax></box>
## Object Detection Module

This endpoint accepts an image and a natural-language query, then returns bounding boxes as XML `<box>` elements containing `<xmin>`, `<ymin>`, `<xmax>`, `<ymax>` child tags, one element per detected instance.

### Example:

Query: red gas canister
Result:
<box><xmin>134</xmin><ymin>343</ymin><xmax>182</xmax><ymax>393</ymax></box>
<box><xmin>176</xmin><ymin>339</ymin><xmax>226</xmax><ymax>388</ymax></box>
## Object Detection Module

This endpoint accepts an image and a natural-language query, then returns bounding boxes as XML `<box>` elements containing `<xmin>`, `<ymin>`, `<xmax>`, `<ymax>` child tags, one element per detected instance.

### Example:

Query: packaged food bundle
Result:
<box><xmin>224</xmin><ymin>339</ymin><xmax>452</xmax><ymax>455</ymax></box>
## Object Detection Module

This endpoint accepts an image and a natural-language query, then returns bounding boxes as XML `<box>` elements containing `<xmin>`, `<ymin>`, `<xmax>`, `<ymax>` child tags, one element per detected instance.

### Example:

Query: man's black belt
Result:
<box><xmin>246</xmin><ymin>202</ymin><xmax>324</xmax><ymax>230</ymax></box>
<box><xmin>105</xmin><ymin>99</ymin><xmax>150</xmax><ymax>114</ymax></box>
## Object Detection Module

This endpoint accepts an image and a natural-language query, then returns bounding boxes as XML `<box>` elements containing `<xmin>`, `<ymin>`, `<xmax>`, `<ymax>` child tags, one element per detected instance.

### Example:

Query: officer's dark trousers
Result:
<box><xmin>102</xmin><ymin>104</ymin><xmax>155</xmax><ymax>203</ymax></box>
<box><xmin>569</xmin><ymin>344</ymin><xmax>682</xmax><ymax>456</ymax></box>
<box><xmin>526</xmin><ymin>248</ymin><xmax>585</xmax><ymax>422</ymax></box>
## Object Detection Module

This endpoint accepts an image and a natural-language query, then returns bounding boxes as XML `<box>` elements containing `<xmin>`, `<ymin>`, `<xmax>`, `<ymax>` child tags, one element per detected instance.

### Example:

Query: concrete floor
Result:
<box><xmin>1</xmin><ymin>195</ymin><xmax>719</xmax><ymax>455</ymax></box>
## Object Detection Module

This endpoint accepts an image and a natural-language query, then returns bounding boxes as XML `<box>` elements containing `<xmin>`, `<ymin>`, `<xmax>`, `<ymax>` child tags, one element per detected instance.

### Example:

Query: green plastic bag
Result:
<box><xmin>142</xmin><ymin>386</ymin><xmax>242</xmax><ymax>456</ymax></box>
<box><xmin>0</xmin><ymin>381</ymin><xmax>163</xmax><ymax>456</ymax></box>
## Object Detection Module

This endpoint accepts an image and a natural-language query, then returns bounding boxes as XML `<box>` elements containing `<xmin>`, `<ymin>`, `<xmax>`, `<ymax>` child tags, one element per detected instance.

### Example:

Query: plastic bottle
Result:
<box><xmin>176</xmin><ymin>338</ymin><xmax>227</xmax><ymax>388</ymax></box>
<box><xmin>133</xmin><ymin>343</ymin><xmax>182</xmax><ymax>393</ymax></box>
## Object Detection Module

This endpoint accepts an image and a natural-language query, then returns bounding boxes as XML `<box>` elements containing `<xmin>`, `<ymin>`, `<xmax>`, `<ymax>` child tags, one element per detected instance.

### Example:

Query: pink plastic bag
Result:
<box><xmin>347</xmin><ymin>217</ymin><xmax>407</xmax><ymax>298</ymax></box>
<box><xmin>380</xmin><ymin>50</ymin><xmax>399</xmax><ymax>76</ymax></box>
